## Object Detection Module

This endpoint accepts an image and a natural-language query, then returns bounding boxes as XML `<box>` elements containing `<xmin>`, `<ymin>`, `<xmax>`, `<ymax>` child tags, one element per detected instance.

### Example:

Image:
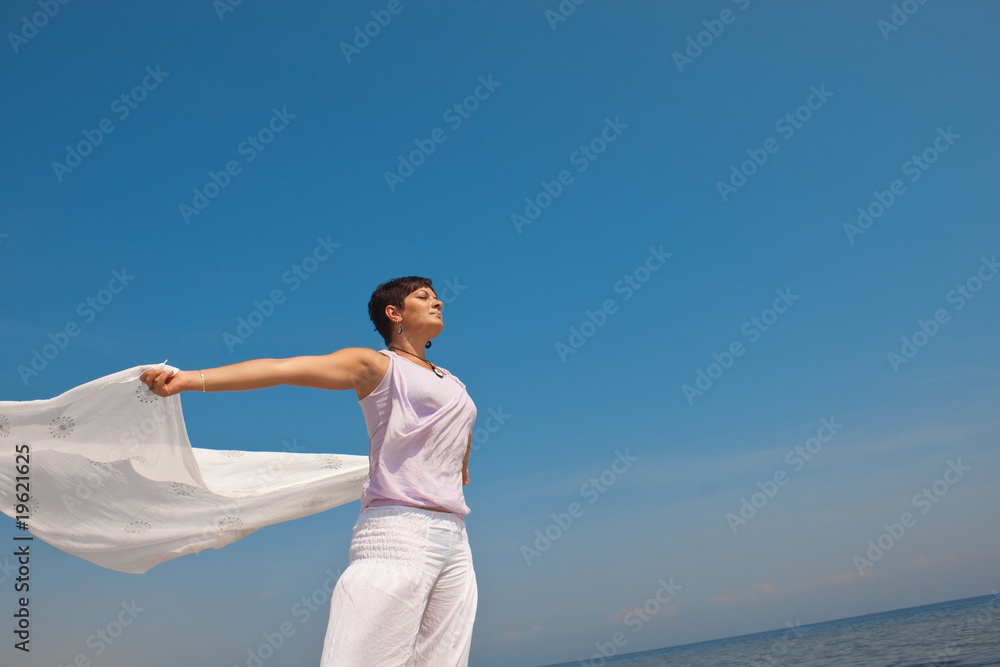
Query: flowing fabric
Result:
<box><xmin>0</xmin><ymin>362</ymin><xmax>369</xmax><ymax>574</ymax></box>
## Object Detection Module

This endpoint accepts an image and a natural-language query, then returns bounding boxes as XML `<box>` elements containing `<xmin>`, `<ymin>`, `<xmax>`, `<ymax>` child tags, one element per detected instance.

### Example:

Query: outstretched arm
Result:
<box><xmin>462</xmin><ymin>431</ymin><xmax>472</xmax><ymax>486</ymax></box>
<box><xmin>140</xmin><ymin>347</ymin><xmax>382</xmax><ymax>397</ymax></box>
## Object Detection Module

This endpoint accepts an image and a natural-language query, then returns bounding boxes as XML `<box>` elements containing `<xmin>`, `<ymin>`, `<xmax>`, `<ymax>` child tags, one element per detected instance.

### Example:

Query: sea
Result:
<box><xmin>539</xmin><ymin>594</ymin><xmax>1000</xmax><ymax>667</ymax></box>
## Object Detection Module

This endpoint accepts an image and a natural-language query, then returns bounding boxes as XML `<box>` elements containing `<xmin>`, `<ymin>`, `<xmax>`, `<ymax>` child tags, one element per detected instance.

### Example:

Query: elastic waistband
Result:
<box><xmin>361</xmin><ymin>504</ymin><xmax>466</xmax><ymax>527</ymax></box>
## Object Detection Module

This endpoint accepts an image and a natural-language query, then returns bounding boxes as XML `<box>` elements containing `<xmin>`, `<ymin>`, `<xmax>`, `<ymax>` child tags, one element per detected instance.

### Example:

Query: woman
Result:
<box><xmin>140</xmin><ymin>276</ymin><xmax>479</xmax><ymax>666</ymax></box>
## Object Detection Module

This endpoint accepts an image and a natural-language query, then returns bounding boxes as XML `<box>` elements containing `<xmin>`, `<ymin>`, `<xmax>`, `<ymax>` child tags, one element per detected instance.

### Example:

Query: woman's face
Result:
<box><xmin>395</xmin><ymin>286</ymin><xmax>443</xmax><ymax>335</ymax></box>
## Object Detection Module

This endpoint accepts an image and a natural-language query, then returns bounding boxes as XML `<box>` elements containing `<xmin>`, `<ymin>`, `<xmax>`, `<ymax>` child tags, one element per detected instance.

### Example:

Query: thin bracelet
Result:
<box><xmin>199</xmin><ymin>370</ymin><xmax>206</xmax><ymax>392</ymax></box>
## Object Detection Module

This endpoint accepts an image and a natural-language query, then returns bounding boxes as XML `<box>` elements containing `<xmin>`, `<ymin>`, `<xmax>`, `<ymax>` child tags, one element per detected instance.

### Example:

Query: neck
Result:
<box><xmin>388</xmin><ymin>338</ymin><xmax>427</xmax><ymax>359</ymax></box>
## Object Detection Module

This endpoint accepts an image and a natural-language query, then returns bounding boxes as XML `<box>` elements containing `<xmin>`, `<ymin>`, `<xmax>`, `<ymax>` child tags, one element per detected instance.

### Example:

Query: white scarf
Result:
<box><xmin>0</xmin><ymin>362</ymin><xmax>368</xmax><ymax>574</ymax></box>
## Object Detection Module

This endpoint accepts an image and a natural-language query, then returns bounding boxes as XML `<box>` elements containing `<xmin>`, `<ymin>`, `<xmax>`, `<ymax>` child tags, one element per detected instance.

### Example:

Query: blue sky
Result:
<box><xmin>2</xmin><ymin>1</ymin><xmax>999</xmax><ymax>666</ymax></box>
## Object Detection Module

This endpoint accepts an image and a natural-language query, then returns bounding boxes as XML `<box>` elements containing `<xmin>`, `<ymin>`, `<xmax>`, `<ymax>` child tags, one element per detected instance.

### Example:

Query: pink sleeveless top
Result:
<box><xmin>358</xmin><ymin>349</ymin><xmax>477</xmax><ymax>516</ymax></box>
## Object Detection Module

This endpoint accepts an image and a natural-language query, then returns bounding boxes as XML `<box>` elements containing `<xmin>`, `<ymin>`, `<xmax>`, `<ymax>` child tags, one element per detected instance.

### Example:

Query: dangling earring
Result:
<box><xmin>397</xmin><ymin>320</ymin><xmax>402</xmax><ymax>335</ymax></box>
<box><xmin>425</xmin><ymin>340</ymin><xmax>432</xmax><ymax>349</ymax></box>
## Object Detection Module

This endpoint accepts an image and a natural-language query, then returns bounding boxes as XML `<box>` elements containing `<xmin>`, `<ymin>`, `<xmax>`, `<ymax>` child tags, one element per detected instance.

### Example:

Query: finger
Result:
<box><xmin>160</xmin><ymin>370</ymin><xmax>176</xmax><ymax>395</ymax></box>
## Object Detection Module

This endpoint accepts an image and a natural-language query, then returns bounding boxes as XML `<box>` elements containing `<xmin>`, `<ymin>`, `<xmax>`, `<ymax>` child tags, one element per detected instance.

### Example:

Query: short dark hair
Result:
<box><xmin>368</xmin><ymin>276</ymin><xmax>436</xmax><ymax>345</ymax></box>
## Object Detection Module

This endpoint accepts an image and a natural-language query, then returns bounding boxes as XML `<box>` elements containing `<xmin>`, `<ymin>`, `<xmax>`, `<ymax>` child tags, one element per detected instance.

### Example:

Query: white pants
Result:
<box><xmin>320</xmin><ymin>506</ymin><xmax>478</xmax><ymax>666</ymax></box>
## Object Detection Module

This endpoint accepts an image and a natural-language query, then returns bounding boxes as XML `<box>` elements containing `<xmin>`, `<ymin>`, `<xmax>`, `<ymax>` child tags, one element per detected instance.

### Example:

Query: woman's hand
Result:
<box><xmin>139</xmin><ymin>369</ymin><xmax>194</xmax><ymax>397</ymax></box>
<box><xmin>462</xmin><ymin>431</ymin><xmax>472</xmax><ymax>486</ymax></box>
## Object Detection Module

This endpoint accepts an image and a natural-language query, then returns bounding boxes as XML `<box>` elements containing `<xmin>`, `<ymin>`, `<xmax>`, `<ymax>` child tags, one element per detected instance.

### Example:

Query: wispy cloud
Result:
<box><xmin>712</xmin><ymin>580</ymin><xmax>777</xmax><ymax>606</ymax></box>
<box><xmin>600</xmin><ymin>602</ymin><xmax>679</xmax><ymax>626</ymax></box>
